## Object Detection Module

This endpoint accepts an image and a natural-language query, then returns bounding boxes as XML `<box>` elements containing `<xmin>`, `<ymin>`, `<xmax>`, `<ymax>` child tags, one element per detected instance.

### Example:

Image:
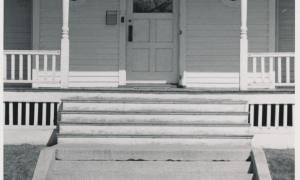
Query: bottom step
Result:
<box><xmin>48</xmin><ymin>161</ymin><xmax>253</xmax><ymax>180</ymax></box>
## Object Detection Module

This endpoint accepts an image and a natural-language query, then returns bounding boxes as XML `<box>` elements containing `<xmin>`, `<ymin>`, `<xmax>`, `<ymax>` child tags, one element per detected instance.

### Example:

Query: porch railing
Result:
<box><xmin>248</xmin><ymin>52</ymin><xmax>295</xmax><ymax>89</ymax></box>
<box><xmin>3</xmin><ymin>50</ymin><xmax>61</xmax><ymax>87</ymax></box>
<box><xmin>249</xmin><ymin>104</ymin><xmax>294</xmax><ymax>130</ymax></box>
<box><xmin>4</xmin><ymin>101</ymin><xmax>59</xmax><ymax>127</ymax></box>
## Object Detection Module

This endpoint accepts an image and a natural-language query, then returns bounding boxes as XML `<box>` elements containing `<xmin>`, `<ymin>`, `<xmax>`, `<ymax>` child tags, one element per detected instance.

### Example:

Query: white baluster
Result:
<box><xmin>35</xmin><ymin>55</ymin><xmax>40</xmax><ymax>81</ymax></box>
<box><xmin>18</xmin><ymin>103</ymin><xmax>22</xmax><ymax>126</ymax></box>
<box><xmin>275</xmin><ymin>104</ymin><xmax>279</xmax><ymax>128</ymax></box>
<box><xmin>9</xmin><ymin>102</ymin><xmax>13</xmax><ymax>125</ymax></box>
<box><xmin>56</xmin><ymin>103</ymin><xmax>59</xmax><ymax>125</ymax></box>
<box><xmin>286</xmin><ymin>57</ymin><xmax>290</xmax><ymax>83</ymax></box>
<box><xmin>292</xmin><ymin>105</ymin><xmax>295</xmax><ymax>126</ymax></box>
<box><xmin>253</xmin><ymin>57</ymin><xmax>257</xmax><ymax>73</ymax></box>
<box><xmin>44</xmin><ymin>55</ymin><xmax>48</xmax><ymax>72</ymax></box>
<box><xmin>19</xmin><ymin>55</ymin><xmax>23</xmax><ymax>80</ymax></box>
<box><xmin>34</xmin><ymin>103</ymin><xmax>39</xmax><ymax>126</ymax></box>
<box><xmin>26</xmin><ymin>102</ymin><xmax>30</xmax><ymax>126</ymax></box>
<box><xmin>283</xmin><ymin>104</ymin><xmax>288</xmax><ymax>127</ymax></box>
<box><xmin>42</xmin><ymin>103</ymin><xmax>47</xmax><ymax>126</ymax></box>
<box><xmin>269</xmin><ymin>57</ymin><xmax>274</xmax><ymax>72</ymax></box>
<box><xmin>258</xmin><ymin>105</ymin><xmax>262</xmax><ymax>128</ymax></box>
<box><xmin>278</xmin><ymin>57</ymin><xmax>282</xmax><ymax>83</ymax></box>
<box><xmin>52</xmin><ymin>55</ymin><xmax>56</xmax><ymax>81</ymax></box>
<box><xmin>250</xmin><ymin>104</ymin><xmax>254</xmax><ymax>127</ymax></box>
<box><xmin>11</xmin><ymin>55</ymin><xmax>15</xmax><ymax>80</ymax></box>
<box><xmin>3</xmin><ymin>54</ymin><xmax>7</xmax><ymax>80</ymax></box>
<box><xmin>261</xmin><ymin>57</ymin><xmax>265</xmax><ymax>73</ymax></box>
<box><xmin>27</xmin><ymin>55</ymin><xmax>32</xmax><ymax>81</ymax></box>
<box><xmin>261</xmin><ymin>57</ymin><xmax>265</xmax><ymax>84</ymax></box>
<box><xmin>3</xmin><ymin>102</ymin><xmax>6</xmax><ymax>124</ymax></box>
<box><xmin>267</xmin><ymin>104</ymin><xmax>271</xmax><ymax>128</ymax></box>
<box><xmin>50</xmin><ymin>103</ymin><xmax>54</xmax><ymax>126</ymax></box>
<box><xmin>35</xmin><ymin>55</ymin><xmax>39</xmax><ymax>70</ymax></box>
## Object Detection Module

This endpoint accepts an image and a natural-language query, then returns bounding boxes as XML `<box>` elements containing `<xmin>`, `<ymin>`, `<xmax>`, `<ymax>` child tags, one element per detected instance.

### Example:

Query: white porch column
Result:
<box><xmin>240</xmin><ymin>0</ymin><xmax>249</xmax><ymax>90</ymax></box>
<box><xmin>60</xmin><ymin>0</ymin><xmax>70</xmax><ymax>88</ymax></box>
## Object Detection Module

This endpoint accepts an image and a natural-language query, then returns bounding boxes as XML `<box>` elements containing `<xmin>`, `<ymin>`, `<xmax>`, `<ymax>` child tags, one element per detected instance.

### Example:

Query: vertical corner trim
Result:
<box><xmin>179</xmin><ymin>0</ymin><xmax>186</xmax><ymax>86</ymax></box>
<box><xmin>119</xmin><ymin>0</ymin><xmax>127</xmax><ymax>86</ymax></box>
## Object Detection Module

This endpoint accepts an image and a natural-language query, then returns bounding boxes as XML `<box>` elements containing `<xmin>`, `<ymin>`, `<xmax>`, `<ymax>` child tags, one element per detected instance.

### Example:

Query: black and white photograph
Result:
<box><xmin>0</xmin><ymin>0</ymin><xmax>297</xmax><ymax>179</ymax></box>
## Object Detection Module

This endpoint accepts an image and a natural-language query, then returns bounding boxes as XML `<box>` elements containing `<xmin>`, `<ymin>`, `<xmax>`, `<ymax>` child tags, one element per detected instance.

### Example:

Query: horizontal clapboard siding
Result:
<box><xmin>185</xmin><ymin>0</ymin><xmax>269</xmax><ymax>88</ymax></box>
<box><xmin>277</xmin><ymin>0</ymin><xmax>295</xmax><ymax>52</ymax></box>
<box><xmin>39</xmin><ymin>0</ymin><xmax>120</xmax><ymax>87</ymax></box>
<box><xmin>4</xmin><ymin>0</ymin><xmax>32</xmax><ymax>50</ymax></box>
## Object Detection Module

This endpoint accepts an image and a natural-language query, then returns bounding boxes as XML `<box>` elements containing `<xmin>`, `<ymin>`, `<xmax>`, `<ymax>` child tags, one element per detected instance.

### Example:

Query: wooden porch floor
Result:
<box><xmin>4</xmin><ymin>83</ymin><xmax>295</xmax><ymax>94</ymax></box>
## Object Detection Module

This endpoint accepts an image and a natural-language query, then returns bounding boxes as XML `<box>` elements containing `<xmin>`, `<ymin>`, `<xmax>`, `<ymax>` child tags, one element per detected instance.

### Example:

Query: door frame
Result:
<box><xmin>118</xmin><ymin>0</ymin><xmax>184</xmax><ymax>86</ymax></box>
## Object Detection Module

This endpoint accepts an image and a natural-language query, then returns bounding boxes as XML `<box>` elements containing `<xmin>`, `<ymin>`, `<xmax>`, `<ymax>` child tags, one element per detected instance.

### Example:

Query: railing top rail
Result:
<box><xmin>4</xmin><ymin>50</ymin><xmax>61</xmax><ymax>55</ymax></box>
<box><xmin>248</xmin><ymin>52</ymin><xmax>295</xmax><ymax>57</ymax></box>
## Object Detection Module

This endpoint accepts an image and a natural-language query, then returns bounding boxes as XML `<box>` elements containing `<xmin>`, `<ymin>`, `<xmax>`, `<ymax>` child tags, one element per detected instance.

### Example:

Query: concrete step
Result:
<box><xmin>60</xmin><ymin>92</ymin><xmax>248</xmax><ymax>101</ymax></box>
<box><xmin>62</xmin><ymin>101</ymin><xmax>247</xmax><ymax>112</ymax></box>
<box><xmin>56</xmin><ymin>145</ymin><xmax>251</xmax><ymax>161</ymax></box>
<box><xmin>63</xmin><ymin>97</ymin><xmax>247</xmax><ymax>104</ymax></box>
<box><xmin>48</xmin><ymin>161</ymin><xmax>252</xmax><ymax>180</ymax></box>
<box><xmin>57</xmin><ymin>134</ymin><xmax>253</xmax><ymax>147</ymax></box>
<box><xmin>59</xmin><ymin>124</ymin><xmax>250</xmax><ymax>136</ymax></box>
<box><xmin>60</xmin><ymin>111</ymin><xmax>249</xmax><ymax>124</ymax></box>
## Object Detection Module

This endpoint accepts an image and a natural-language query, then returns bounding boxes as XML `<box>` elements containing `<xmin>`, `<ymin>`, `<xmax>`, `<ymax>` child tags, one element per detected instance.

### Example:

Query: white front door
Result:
<box><xmin>126</xmin><ymin>0</ymin><xmax>178</xmax><ymax>84</ymax></box>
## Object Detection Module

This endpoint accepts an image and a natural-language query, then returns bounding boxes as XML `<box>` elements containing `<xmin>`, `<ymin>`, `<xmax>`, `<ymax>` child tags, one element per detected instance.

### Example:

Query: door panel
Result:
<box><xmin>156</xmin><ymin>20</ymin><xmax>173</xmax><ymax>42</ymax></box>
<box><xmin>126</xmin><ymin>0</ymin><xmax>178</xmax><ymax>84</ymax></box>
<box><xmin>131</xmin><ymin>48</ymin><xmax>150</xmax><ymax>72</ymax></box>
<box><xmin>133</xmin><ymin>20</ymin><xmax>150</xmax><ymax>42</ymax></box>
<box><xmin>155</xmin><ymin>48</ymin><xmax>173</xmax><ymax>72</ymax></box>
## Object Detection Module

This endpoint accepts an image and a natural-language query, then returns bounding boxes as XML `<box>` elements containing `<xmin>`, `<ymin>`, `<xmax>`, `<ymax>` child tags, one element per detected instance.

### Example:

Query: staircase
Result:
<box><xmin>48</xmin><ymin>93</ymin><xmax>254</xmax><ymax>180</ymax></box>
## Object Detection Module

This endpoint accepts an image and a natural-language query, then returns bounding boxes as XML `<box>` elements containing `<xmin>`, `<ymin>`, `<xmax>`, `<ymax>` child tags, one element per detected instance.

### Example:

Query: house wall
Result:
<box><xmin>17</xmin><ymin>0</ymin><xmax>293</xmax><ymax>88</ymax></box>
<box><xmin>184</xmin><ymin>0</ymin><xmax>270</xmax><ymax>88</ymax></box>
<box><xmin>4</xmin><ymin>0</ymin><xmax>32</xmax><ymax>49</ymax></box>
<box><xmin>39</xmin><ymin>0</ymin><xmax>120</xmax><ymax>87</ymax></box>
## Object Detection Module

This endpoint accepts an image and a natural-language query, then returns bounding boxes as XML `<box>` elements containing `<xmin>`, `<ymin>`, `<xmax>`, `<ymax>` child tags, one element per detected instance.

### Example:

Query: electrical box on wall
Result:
<box><xmin>106</xmin><ymin>10</ymin><xmax>118</xmax><ymax>25</ymax></box>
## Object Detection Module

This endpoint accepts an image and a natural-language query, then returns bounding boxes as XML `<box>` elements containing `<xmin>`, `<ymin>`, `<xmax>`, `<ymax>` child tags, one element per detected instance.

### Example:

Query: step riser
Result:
<box><xmin>58</xmin><ymin>138</ymin><xmax>252</xmax><ymax>147</ymax></box>
<box><xmin>52</xmin><ymin>161</ymin><xmax>251</xmax><ymax>174</ymax></box>
<box><xmin>61</xmin><ymin>114</ymin><xmax>249</xmax><ymax>124</ymax></box>
<box><xmin>59</xmin><ymin>126</ymin><xmax>249</xmax><ymax>136</ymax></box>
<box><xmin>49</xmin><ymin>173</ymin><xmax>253</xmax><ymax>180</ymax></box>
<box><xmin>62</xmin><ymin>94</ymin><xmax>248</xmax><ymax>102</ymax></box>
<box><xmin>56</xmin><ymin>150</ymin><xmax>251</xmax><ymax>161</ymax></box>
<box><xmin>63</xmin><ymin>103</ymin><xmax>247</xmax><ymax>112</ymax></box>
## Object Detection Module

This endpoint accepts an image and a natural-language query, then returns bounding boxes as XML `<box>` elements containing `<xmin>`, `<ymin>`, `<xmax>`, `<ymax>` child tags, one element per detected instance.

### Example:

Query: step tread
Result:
<box><xmin>60</xmin><ymin>110</ymin><xmax>249</xmax><ymax>115</ymax></box>
<box><xmin>56</xmin><ymin>143</ymin><xmax>252</xmax><ymax>151</ymax></box>
<box><xmin>58</xmin><ymin>122</ymin><xmax>250</xmax><ymax>127</ymax></box>
<box><xmin>58</xmin><ymin>134</ymin><xmax>254</xmax><ymax>139</ymax></box>
<box><xmin>52</xmin><ymin>161</ymin><xmax>252</xmax><ymax>171</ymax></box>
<box><xmin>60</xmin><ymin>118</ymin><xmax>248</xmax><ymax>124</ymax></box>
<box><xmin>49</xmin><ymin>172</ymin><xmax>253</xmax><ymax>180</ymax></box>
<box><xmin>55</xmin><ymin>145</ymin><xmax>251</xmax><ymax>161</ymax></box>
<box><xmin>62</xmin><ymin>97</ymin><xmax>247</xmax><ymax>104</ymax></box>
